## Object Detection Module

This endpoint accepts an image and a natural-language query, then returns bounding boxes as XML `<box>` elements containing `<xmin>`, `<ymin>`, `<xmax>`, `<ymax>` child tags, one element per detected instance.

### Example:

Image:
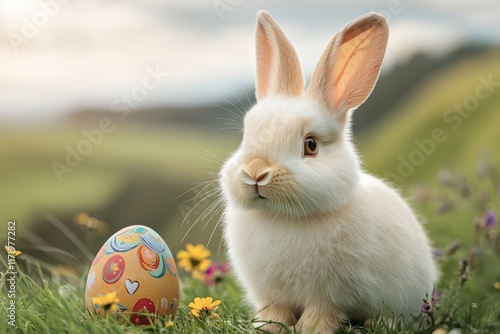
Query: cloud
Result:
<box><xmin>0</xmin><ymin>0</ymin><xmax>498</xmax><ymax>123</ymax></box>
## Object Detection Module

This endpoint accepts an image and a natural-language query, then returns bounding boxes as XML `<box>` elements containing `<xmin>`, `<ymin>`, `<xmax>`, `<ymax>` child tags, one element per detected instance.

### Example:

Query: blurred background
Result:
<box><xmin>1</xmin><ymin>0</ymin><xmax>499</xmax><ymax>275</ymax></box>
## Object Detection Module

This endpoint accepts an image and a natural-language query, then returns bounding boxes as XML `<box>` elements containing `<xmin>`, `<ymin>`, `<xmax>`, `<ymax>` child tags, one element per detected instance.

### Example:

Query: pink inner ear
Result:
<box><xmin>306</xmin><ymin>14</ymin><xmax>388</xmax><ymax>117</ymax></box>
<box><xmin>256</xmin><ymin>23</ymin><xmax>274</xmax><ymax>101</ymax></box>
<box><xmin>254</xmin><ymin>11</ymin><xmax>305</xmax><ymax>101</ymax></box>
<box><xmin>332</xmin><ymin>26</ymin><xmax>380</xmax><ymax>109</ymax></box>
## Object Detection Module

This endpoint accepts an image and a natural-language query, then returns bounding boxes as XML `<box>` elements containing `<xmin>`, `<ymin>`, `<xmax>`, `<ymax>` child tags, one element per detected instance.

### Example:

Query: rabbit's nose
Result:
<box><xmin>240</xmin><ymin>158</ymin><xmax>272</xmax><ymax>186</ymax></box>
<box><xmin>255</xmin><ymin>171</ymin><xmax>271</xmax><ymax>185</ymax></box>
<box><xmin>240</xmin><ymin>169</ymin><xmax>272</xmax><ymax>186</ymax></box>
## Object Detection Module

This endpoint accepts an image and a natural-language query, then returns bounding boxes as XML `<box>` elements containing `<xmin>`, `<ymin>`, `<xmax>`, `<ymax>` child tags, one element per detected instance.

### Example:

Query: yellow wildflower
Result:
<box><xmin>165</xmin><ymin>319</ymin><xmax>175</xmax><ymax>327</ymax></box>
<box><xmin>4</xmin><ymin>245</ymin><xmax>22</xmax><ymax>257</ymax></box>
<box><xmin>494</xmin><ymin>282</ymin><xmax>500</xmax><ymax>290</ymax></box>
<box><xmin>92</xmin><ymin>291</ymin><xmax>120</xmax><ymax>312</ymax></box>
<box><xmin>188</xmin><ymin>297</ymin><xmax>221</xmax><ymax>318</ymax></box>
<box><xmin>176</xmin><ymin>244</ymin><xmax>211</xmax><ymax>280</ymax></box>
<box><xmin>74</xmin><ymin>212</ymin><xmax>109</xmax><ymax>236</ymax></box>
<box><xmin>432</xmin><ymin>329</ymin><xmax>447</xmax><ymax>334</ymax></box>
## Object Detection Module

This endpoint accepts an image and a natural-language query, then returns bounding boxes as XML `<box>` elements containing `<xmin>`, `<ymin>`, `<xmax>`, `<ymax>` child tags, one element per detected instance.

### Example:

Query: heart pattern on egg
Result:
<box><xmin>87</xmin><ymin>271</ymin><xmax>96</xmax><ymax>291</ymax></box>
<box><xmin>125</xmin><ymin>279</ymin><xmax>139</xmax><ymax>295</ymax></box>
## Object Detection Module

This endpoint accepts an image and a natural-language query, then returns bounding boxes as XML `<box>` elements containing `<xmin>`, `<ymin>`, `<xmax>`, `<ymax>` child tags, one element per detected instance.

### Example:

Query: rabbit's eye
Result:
<box><xmin>304</xmin><ymin>137</ymin><xmax>318</xmax><ymax>156</ymax></box>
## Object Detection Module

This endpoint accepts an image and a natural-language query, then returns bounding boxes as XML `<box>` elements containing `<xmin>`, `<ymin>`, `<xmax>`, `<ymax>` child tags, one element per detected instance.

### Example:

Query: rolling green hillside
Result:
<box><xmin>0</xmin><ymin>122</ymin><xmax>240</xmax><ymax>265</ymax></box>
<box><xmin>358</xmin><ymin>49</ymin><xmax>500</xmax><ymax>185</ymax></box>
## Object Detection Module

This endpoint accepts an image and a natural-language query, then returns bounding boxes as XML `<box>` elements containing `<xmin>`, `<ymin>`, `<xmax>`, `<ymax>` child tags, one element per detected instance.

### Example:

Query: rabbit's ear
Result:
<box><xmin>307</xmin><ymin>13</ymin><xmax>388</xmax><ymax>121</ymax></box>
<box><xmin>255</xmin><ymin>11</ymin><xmax>304</xmax><ymax>101</ymax></box>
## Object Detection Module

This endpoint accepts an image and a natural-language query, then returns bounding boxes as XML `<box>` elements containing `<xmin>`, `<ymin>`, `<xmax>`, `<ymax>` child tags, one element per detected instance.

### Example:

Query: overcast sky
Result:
<box><xmin>0</xmin><ymin>0</ymin><xmax>499</xmax><ymax>123</ymax></box>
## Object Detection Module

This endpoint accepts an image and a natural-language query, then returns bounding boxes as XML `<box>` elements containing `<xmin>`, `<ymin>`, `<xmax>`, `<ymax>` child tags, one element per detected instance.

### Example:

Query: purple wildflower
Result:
<box><xmin>421</xmin><ymin>290</ymin><xmax>440</xmax><ymax>316</ymax></box>
<box><xmin>421</xmin><ymin>301</ymin><xmax>432</xmax><ymax>314</ymax></box>
<box><xmin>433</xmin><ymin>247</ymin><xmax>443</xmax><ymax>261</ymax></box>
<box><xmin>485</xmin><ymin>211</ymin><xmax>497</xmax><ymax>229</ymax></box>
<box><xmin>432</xmin><ymin>290</ymin><xmax>440</xmax><ymax>303</ymax></box>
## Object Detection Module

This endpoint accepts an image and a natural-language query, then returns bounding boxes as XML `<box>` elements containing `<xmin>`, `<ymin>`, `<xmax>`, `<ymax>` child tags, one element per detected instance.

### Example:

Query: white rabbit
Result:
<box><xmin>220</xmin><ymin>10</ymin><xmax>438</xmax><ymax>333</ymax></box>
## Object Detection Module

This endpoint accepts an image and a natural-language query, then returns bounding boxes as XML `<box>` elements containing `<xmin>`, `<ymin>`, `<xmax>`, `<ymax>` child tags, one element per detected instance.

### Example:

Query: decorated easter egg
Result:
<box><xmin>85</xmin><ymin>225</ymin><xmax>179</xmax><ymax>325</ymax></box>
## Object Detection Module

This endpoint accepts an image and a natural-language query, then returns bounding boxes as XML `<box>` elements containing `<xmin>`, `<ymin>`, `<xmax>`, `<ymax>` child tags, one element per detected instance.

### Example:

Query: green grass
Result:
<box><xmin>1</xmin><ymin>165</ymin><xmax>500</xmax><ymax>333</ymax></box>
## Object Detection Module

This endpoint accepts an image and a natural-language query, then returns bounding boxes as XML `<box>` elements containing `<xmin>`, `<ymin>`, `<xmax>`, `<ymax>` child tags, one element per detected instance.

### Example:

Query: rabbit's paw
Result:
<box><xmin>295</xmin><ymin>305</ymin><xmax>344</xmax><ymax>334</ymax></box>
<box><xmin>254</xmin><ymin>304</ymin><xmax>297</xmax><ymax>333</ymax></box>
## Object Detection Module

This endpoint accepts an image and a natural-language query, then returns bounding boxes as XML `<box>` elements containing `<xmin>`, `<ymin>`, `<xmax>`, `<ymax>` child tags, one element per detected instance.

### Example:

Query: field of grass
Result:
<box><xmin>1</xmin><ymin>168</ymin><xmax>500</xmax><ymax>333</ymax></box>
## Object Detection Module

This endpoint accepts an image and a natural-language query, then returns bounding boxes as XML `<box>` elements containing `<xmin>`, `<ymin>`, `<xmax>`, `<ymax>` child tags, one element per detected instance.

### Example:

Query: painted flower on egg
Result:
<box><xmin>102</xmin><ymin>255</ymin><xmax>125</xmax><ymax>283</ymax></box>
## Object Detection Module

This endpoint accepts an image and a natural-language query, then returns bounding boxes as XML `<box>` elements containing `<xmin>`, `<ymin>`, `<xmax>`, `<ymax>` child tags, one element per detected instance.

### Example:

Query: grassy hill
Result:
<box><xmin>0</xmin><ymin>121</ymin><xmax>240</xmax><ymax>266</ymax></box>
<box><xmin>358</xmin><ymin>49</ymin><xmax>500</xmax><ymax>185</ymax></box>
<box><xmin>357</xmin><ymin>50</ymin><xmax>500</xmax><ymax>305</ymax></box>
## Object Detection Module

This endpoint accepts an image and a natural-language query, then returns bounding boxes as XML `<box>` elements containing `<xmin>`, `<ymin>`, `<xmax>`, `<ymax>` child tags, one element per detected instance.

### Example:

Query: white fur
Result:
<box><xmin>219</xmin><ymin>11</ymin><xmax>438</xmax><ymax>333</ymax></box>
